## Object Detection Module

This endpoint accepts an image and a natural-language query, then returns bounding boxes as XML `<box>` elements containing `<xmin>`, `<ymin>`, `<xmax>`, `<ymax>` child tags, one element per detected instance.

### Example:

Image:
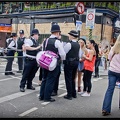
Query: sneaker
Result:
<box><xmin>81</xmin><ymin>92</ymin><xmax>90</xmax><ymax>97</ymax></box>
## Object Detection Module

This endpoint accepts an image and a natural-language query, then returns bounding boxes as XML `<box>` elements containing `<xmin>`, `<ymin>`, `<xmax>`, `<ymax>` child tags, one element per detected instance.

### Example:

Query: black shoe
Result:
<box><xmin>9</xmin><ymin>72</ymin><xmax>15</xmax><ymax>75</ymax></box>
<box><xmin>27</xmin><ymin>86</ymin><xmax>35</xmax><ymax>90</ymax></box>
<box><xmin>64</xmin><ymin>95</ymin><xmax>72</xmax><ymax>100</ymax></box>
<box><xmin>93</xmin><ymin>75</ymin><xmax>99</xmax><ymax>78</ymax></box>
<box><xmin>72</xmin><ymin>95</ymin><xmax>77</xmax><ymax>98</ymax></box>
<box><xmin>44</xmin><ymin>98</ymin><xmax>55</xmax><ymax>102</ymax></box>
<box><xmin>39</xmin><ymin>96</ymin><xmax>44</xmax><ymax>101</ymax></box>
<box><xmin>5</xmin><ymin>72</ymin><xmax>10</xmax><ymax>75</ymax></box>
<box><xmin>20</xmin><ymin>88</ymin><xmax>25</xmax><ymax>92</ymax></box>
<box><xmin>51</xmin><ymin>92</ymin><xmax>57</xmax><ymax>96</ymax></box>
<box><xmin>102</xmin><ymin>110</ymin><xmax>111</xmax><ymax>116</ymax></box>
<box><xmin>17</xmin><ymin>71</ymin><xmax>22</xmax><ymax>73</ymax></box>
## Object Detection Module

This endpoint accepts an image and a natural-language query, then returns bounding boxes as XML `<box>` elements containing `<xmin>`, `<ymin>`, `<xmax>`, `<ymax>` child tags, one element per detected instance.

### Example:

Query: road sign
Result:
<box><xmin>76</xmin><ymin>20</ymin><xmax>82</xmax><ymax>31</ymax></box>
<box><xmin>86</xmin><ymin>9</ymin><xmax>96</xmax><ymax>29</ymax></box>
<box><xmin>76</xmin><ymin>2</ymin><xmax>85</xmax><ymax>14</ymax></box>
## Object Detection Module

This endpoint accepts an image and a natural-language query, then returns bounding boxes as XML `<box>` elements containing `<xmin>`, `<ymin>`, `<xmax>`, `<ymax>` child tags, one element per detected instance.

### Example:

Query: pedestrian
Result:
<box><xmin>93</xmin><ymin>42</ymin><xmax>100</xmax><ymax>78</ymax></box>
<box><xmin>19</xmin><ymin>29</ymin><xmax>42</xmax><ymax>92</ymax></box>
<box><xmin>39</xmin><ymin>24</ymin><xmax>66</xmax><ymax>102</ymax></box>
<box><xmin>77</xmin><ymin>38</ymin><xmax>87</xmax><ymax>94</ymax></box>
<box><xmin>51</xmin><ymin>33</ymin><xmax>62</xmax><ymax>96</ymax></box>
<box><xmin>63</xmin><ymin>30</ymin><xmax>80</xmax><ymax>100</ymax></box>
<box><xmin>5</xmin><ymin>33</ymin><xmax>18</xmax><ymax>75</ymax></box>
<box><xmin>17</xmin><ymin>30</ymin><xmax>26</xmax><ymax>73</ymax></box>
<box><xmin>38</xmin><ymin>38</ymin><xmax>46</xmax><ymax>86</ymax></box>
<box><xmin>81</xmin><ymin>39</ymin><xmax>96</xmax><ymax>97</ymax></box>
<box><xmin>102</xmin><ymin>34</ymin><xmax>120</xmax><ymax>116</ymax></box>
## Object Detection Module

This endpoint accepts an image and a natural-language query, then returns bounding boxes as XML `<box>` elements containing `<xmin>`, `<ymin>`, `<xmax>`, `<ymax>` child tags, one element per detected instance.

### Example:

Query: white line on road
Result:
<box><xmin>58</xmin><ymin>92</ymin><xmax>67</xmax><ymax>97</ymax></box>
<box><xmin>0</xmin><ymin>86</ymin><xmax>40</xmax><ymax>104</ymax></box>
<box><xmin>19</xmin><ymin>107</ymin><xmax>38</xmax><ymax>117</ymax></box>
<box><xmin>41</xmin><ymin>102</ymin><xmax>50</xmax><ymax>105</ymax></box>
<box><xmin>0</xmin><ymin>76</ymin><xmax>22</xmax><ymax>82</ymax></box>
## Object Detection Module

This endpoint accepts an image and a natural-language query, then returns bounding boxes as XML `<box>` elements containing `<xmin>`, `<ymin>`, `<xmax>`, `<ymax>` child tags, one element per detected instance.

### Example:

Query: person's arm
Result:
<box><xmin>83</xmin><ymin>50</ymin><xmax>94</xmax><ymax>61</ymax></box>
<box><xmin>55</xmin><ymin>40</ymin><xmax>66</xmax><ymax>60</ymax></box>
<box><xmin>24</xmin><ymin>39</ymin><xmax>42</xmax><ymax>51</ymax></box>
<box><xmin>8</xmin><ymin>41</ymin><xmax>16</xmax><ymax>50</ymax></box>
<box><xmin>63</xmin><ymin>42</ymin><xmax>71</xmax><ymax>54</ymax></box>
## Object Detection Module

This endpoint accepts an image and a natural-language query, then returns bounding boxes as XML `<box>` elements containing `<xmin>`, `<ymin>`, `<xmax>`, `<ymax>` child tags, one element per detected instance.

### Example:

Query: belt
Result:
<box><xmin>25</xmin><ymin>57</ymin><xmax>36</xmax><ymax>61</ymax></box>
<box><xmin>67</xmin><ymin>58</ymin><xmax>79</xmax><ymax>62</ymax></box>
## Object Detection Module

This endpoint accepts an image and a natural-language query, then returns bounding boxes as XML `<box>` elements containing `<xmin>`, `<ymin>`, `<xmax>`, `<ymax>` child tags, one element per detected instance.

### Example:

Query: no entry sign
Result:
<box><xmin>76</xmin><ymin>2</ymin><xmax>85</xmax><ymax>14</ymax></box>
<box><xmin>86</xmin><ymin>9</ymin><xmax>96</xmax><ymax>29</ymax></box>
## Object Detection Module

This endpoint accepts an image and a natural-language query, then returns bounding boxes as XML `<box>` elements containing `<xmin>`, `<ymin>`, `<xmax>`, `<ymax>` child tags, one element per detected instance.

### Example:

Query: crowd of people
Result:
<box><xmin>1</xmin><ymin>24</ymin><xmax>120</xmax><ymax>116</ymax></box>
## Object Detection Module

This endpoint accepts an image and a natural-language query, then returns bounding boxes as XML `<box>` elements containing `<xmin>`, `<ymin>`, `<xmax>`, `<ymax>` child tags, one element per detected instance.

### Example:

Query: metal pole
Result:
<box><xmin>89</xmin><ymin>2</ymin><xmax>94</xmax><ymax>40</ymax></box>
<box><xmin>78</xmin><ymin>15</ymin><xmax>81</xmax><ymax>40</ymax></box>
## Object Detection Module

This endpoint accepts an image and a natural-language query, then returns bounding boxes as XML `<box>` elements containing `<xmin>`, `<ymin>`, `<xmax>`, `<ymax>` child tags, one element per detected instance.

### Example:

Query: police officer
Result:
<box><xmin>51</xmin><ymin>33</ymin><xmax>62</xmax><ymax>96</ymax></box>
<box><xmin>19</xmin><ymin>29</ymin><xmax>41</xmax><ymax>92</ymax></box>
<box><xmin>17</xmin><ymin>30</ymin><xmax>26</xmax><ymax>73</ymax></box>
<box><xmin>5</xmin><ymin>33</ymin><xmax>18</xmax><ymax>75</ymax></box>
<box><xmin>39</xmin><ymin>24</ymin><xmax>66</xmax><ymax>102</ymax></box>
<box><xmin>63</xmin><ymin>30</ymin><xmax>80</xmax><ymax>100</ymax></box>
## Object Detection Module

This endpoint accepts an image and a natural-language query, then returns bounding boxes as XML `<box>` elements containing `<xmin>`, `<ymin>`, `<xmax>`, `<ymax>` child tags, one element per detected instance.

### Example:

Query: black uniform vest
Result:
<box><xmin>66</xmin><ymin>41</ymin><xmax>80</xmax><ymax>60</ymax></box>
<box><xmin>26</xmin><ymin>38</ymin><xmax>40</xmax><ymax>57</ymax></box>
<box><xmin>44</xmin><ymin>37</ymin><xmax>59</xmax><ymax>55</ymax></box>
<box><xmin>17</xmin><ymin>37</ymin><xmax>25</xmax><ymax>49</ymax></box>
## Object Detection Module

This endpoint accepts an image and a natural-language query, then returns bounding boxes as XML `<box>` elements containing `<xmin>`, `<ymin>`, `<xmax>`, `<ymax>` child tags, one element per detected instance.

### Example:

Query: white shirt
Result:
<box><xmin>8</xmin><ymin>39</ymin><xmax>17</xmax><ymax>50</ymax></box>
<box><xmin>49</xmin><ymin>35</ymin><xmax>66</xmax><ymax>60</ymax></box>
<box><xmin>64</xmin><ymin>39</ymin><xmax>81</xmax><ymax>58</ymax></box>
<box><xmin>24</xmin><ymin>37</ymin><xmax>39</xmax><ymax>58</ymax></box>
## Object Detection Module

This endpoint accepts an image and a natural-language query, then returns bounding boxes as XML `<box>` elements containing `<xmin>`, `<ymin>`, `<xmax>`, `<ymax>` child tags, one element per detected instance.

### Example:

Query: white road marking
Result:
<box><xmin>0</xmin><ymin>76</ymin><xmax>22</xmax><ymax>82</ymax></box>
<box><xmin>0</xmin><ymin>87</ymin><xmax>40</xmax><ymax>104</ymax></box>
<box><xmin>58</xmin><ymin>92</ymin><xmax>67</xmax><ymax>97</ymax></box>
<box><xmin>19</xmin><ymin>107</ymin><xmax>38</xmax><ymax>117</ymax></box>
<box><xmin>41</xmin><ymin>102</ymin><xmax>50</xmax><ymax>105</ymax></box>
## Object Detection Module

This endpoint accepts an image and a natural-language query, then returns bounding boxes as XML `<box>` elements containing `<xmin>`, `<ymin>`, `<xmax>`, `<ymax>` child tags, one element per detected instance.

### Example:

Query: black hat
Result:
<box><xmin>31</xmin><ymin>29</ymin><xmax>40</xmax><ymax>36</ymax></box>
<box><xmin>79</xmin><ymin>38</ymin><xmax>86</xmax><ymax>45</ymax></box>
<box><xmin>19</xmin><ymin>30</ymin><xmax>24</xmax><ymax>34</ymax></box>
<box><xmin>11</xmin><ymin>33</ymin><xmax>17</xmax><ymax>37</ymax></box>
<box><xmin>50</xmin><ymin>24</ymin><xmax>61</xmax><ymax>33</ymax></box>
<box><xmin>68</xmin><ymin>30</ymin><xmax>79</xmax><ymax>38</ymax></box>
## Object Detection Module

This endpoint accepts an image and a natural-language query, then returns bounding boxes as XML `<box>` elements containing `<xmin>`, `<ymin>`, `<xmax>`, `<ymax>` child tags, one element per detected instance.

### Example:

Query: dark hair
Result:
<box><xmin>89</xmin><ymin>39</ymin><xmax>95</xmax><ymax>46</ymax></box>
<box><xmin>90</xmin><ymin>39</ymin><xmax>99</xmax><ymax>57</ymax></box>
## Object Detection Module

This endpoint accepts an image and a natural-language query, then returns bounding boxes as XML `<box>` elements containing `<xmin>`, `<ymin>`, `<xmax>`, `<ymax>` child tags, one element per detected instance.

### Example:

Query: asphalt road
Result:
<box><xmin>0</xmin><ymin>58</ymin><xmax>120</xmax><ymax>118</ymax></box>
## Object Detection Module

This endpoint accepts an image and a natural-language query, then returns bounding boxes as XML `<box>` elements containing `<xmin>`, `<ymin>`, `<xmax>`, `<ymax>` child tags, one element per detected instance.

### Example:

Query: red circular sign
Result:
<box><xmin>76</xmin><ymin>2</ymin><xmax>85</xmax><ymax>14</ymax></box>
<box><xmin>87</xmin><ymin>13</ymin><xmax>94</xmax><ymax>20</ymax></box>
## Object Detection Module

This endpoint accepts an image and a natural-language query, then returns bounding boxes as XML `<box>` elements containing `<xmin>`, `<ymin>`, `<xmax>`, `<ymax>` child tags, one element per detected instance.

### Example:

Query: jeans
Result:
<box><xmin>102</xmin><ymin>70</ymin><xmax>120</xmax><ymax>113</ymax></box>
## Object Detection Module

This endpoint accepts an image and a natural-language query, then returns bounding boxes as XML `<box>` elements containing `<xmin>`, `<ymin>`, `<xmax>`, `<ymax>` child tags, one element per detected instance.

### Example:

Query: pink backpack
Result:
<box><xmin>36</xmin><ymin>38</ymin><xmax>58</xmax><ymax>71</ymax></box>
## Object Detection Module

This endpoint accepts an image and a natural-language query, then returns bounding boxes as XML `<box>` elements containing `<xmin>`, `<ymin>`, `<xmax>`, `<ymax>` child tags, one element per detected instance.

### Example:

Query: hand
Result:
<box><xmin>82</xmin><ymin>54</ymin><xmax>86</xmax><ymax>58</ymax></box>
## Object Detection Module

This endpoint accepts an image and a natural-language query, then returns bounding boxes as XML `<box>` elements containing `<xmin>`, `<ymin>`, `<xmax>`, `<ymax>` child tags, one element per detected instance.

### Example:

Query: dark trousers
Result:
<box><xmin>20</xmin><ymin>58</ymin><xmax>39</xmax><ymax>88</ymax></box>
<box><xmin>95</xmin><ymin>57</ymin><xmax>101</xmax><ymax>76</ymax></box>
<box><xmin>40</xmin><ymin>64</ymin><xmax>60</xmax><ymax>100</ymax></box>
<box><xmin>5</xmin><ymin>50</ymin><xmax>15</xmax><ymax>73</ymax></box>
<box><xmin>83</xmin><ymin>70</ymin><xmax>93</xmax><ymax>93</ymax></box>
<box><xmin>64</xmin><ymin>60</ymin><xmax>79</xmax><ymax>97</ymax></box>
<box><xmin>52</xmin><ymin>64</ymin><xmax>61</xmax><ymax>93</ymax></box>
<box><xmin>18</xmin><ymin>51</ymin><xmax>23</xmax><ymax>71</ymax></box>
<box><xmin>39</xmin><ymin>67</ymin><xmax>43</xmax><ymax>81</ymax></box>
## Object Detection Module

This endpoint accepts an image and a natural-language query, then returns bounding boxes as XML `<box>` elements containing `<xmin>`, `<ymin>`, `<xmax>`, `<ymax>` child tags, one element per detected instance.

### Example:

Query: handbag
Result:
<box><xmin>36</xmin><ymin>38</ymin><xmax>58</xmax><ymax>71</ymax></box>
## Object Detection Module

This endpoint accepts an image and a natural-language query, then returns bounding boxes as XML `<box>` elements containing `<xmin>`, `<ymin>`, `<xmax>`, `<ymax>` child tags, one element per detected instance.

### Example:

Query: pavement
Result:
<box><xmin>0</xmin><ymin>57</ymin><xmax>120</xmax><ymax>118</ymax></box>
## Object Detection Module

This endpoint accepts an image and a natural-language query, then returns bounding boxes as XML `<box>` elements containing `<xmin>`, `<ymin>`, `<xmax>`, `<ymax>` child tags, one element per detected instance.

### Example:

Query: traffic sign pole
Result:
<box><xmin>89</xmin><ymin>2</ymin><xmax>94</xmax><ymax>40</ymax></box>
<box><xmin>75</xmin><ymin>2</ymin><xmax>85</xmax><ymax>40</ymax></box>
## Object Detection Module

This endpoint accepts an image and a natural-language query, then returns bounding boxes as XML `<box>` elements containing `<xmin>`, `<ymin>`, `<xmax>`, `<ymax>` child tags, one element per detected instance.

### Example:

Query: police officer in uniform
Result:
<box><xmin>19</xmin><ymin>29</ymin><xmax>41</xmax><ymax>92</ymax></box>
<box><xmin>63</xmin><ymin>30</ymin><xmax>80</xmax><ymax>100</ymax></box>
<box><xmin>5</xmin><ymin>33</ymin><xmax>18</xmax><ymax>75</ymax></box>
<box><xmin>17</xmin><ymin>30</ymin><xmax>26</xmax><ymax>73</ymax></box>
<box><xmin>39</xmin><ymin>24</ymin><xmax>66</xmax><ymax>102</ymax></box>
